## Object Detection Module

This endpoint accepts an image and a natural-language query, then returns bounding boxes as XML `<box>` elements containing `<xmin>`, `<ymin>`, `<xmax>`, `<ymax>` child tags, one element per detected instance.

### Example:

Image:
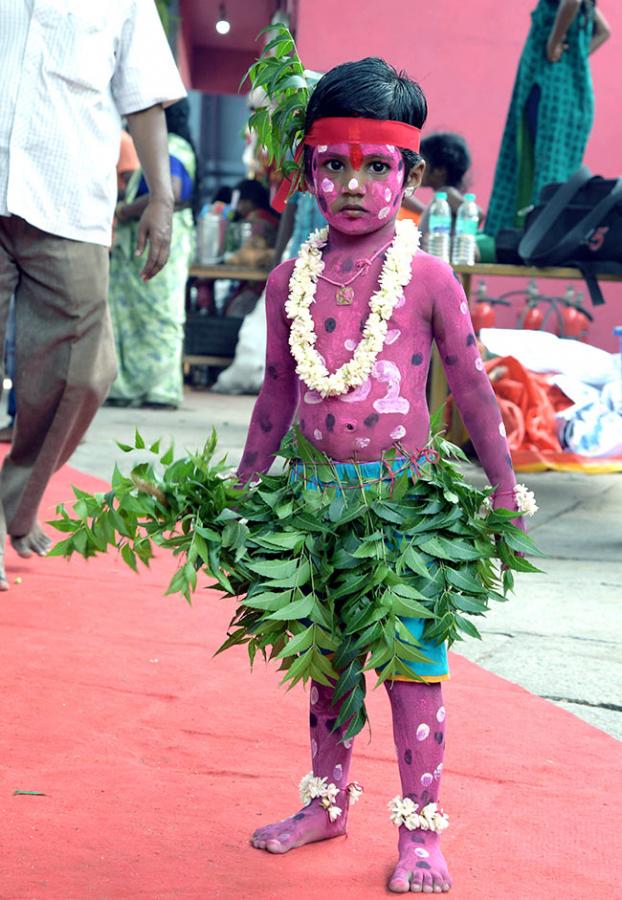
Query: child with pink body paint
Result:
<box><xmin>238</xmin><ymin>57</ymin><xmax>522</xmax><ymax>894</ymax></box>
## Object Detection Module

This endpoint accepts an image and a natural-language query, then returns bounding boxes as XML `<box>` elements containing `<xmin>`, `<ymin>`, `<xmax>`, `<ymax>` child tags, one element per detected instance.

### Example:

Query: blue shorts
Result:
<box><xmin>291</xmin><ymin>457</ymin><xmax>449</xmax><ymax>683</ymax></box>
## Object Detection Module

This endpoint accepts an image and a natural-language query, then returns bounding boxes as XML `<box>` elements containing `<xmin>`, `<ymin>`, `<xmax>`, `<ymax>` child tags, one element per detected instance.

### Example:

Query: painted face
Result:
<box><xmin>311</xmin><ymin>142</ymin><xmax>406</xmax><ymax>235</ymax></box>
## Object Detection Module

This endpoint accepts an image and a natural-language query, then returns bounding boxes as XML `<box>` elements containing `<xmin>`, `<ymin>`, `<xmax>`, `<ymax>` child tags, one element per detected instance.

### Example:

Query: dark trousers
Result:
<box><xmin>0</xmin><ymin>215</ymin><xmax>116</xmax><ymax>534</ymax></box>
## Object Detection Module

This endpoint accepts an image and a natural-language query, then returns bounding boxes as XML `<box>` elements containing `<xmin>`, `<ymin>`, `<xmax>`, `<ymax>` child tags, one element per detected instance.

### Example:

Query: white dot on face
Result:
<box><xmin>312</xmin><ymin>738</ymin><xmax>318</xmax><ymax>759</ymax></box>
<box><xmin>390</xmin><ymin>425</ymin><xmax>406</xmax><ymax>440</ymax></box>
<box><xmin>348</xmin><ymin>178</ymin><xmax>359</xmax><ymax>191</ymax></box>
<box><xmin>475</xmin><ymin>358</ymin><xmax>484</xmax><ymax>371</ymax></box>
<box><xmin>378</xmin><ymin>206</ymin><xmax>390</xmax><ymax>220</ymax></box>
<box><xmin>318</xmin><ymin>145</ymin><xmax>328</xmax><ymax>153</ymax></box>
<box><xmin>384</xmin><ymin>187</ymin><xmax>392</xmax><ymax>202</ymax></box>
<box><xmin>304</xmin><ymin>390</ymin><xmax>322</xmax><ymax>405</ymax></box>
<box><xmin>415</xmin><ymin>848</ymin><xmax>430</xmax><ymax>859</ymax></box>
<box><xmin>344</xmin><ymin>338</ymin><xmax>357</xmax><ymax>351</ymax></box>
<box><xmin>354</xmin><ymin>437</ymin><xmax>370</xmax><ymax>449</ymax></box>
<box><xmin>314</xmin><ymin>429</ymin><xmax>323</xmax><ymax>440</ymax></box>
<box><xmin>333</xmin><ymin>764</ymin><xmax>343</xmax><ymax>781</ymax></box>
<box><xmin>416</xmin><ymin>723</ymin><xmax>430</xmax><ymax>741</ymax></box>
<box><xmin>436</xmin><ymin>706</ymin><xmax>446</xmax><ymax>723</ymax></box>
<box><xmin>499</xmin><ymin>422</ymin><xmax>506</xmax><ymax>437</ymax></box>
<box><xmin>460</xmin><ymin>301</ymin><xmax>468</xmax><ymax>315</ymax></box>
<box><xmin>310</xmin><ymin>686</ymin><xmax>319</xmax><ymax>705</ymax></box>
<box><xmin>421</xmin><ymin>773</ymin><xmax>433</xmax><ymax>787</ymax></box>
<box><xmin>386</xmin><ymin>145</ymin><xmax>395</xmax><ymax>152</ymax></box>
<box><xmin>321</xmin><ymin>177</ymin><xmax>334</xmax><ymax>193</ymax></box>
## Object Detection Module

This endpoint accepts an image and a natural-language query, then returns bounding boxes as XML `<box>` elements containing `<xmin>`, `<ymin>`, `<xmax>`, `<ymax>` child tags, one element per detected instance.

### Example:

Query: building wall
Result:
<box><xmin>295</xmin><ymin>0</ymin><xmax>622</xmax><ymax>350</ymax></box>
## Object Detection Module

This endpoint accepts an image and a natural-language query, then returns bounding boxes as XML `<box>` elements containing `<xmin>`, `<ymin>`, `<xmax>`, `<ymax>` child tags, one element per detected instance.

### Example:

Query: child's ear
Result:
<box><xmin>406</xmin><ymin>159</ymin><xmax>426</xmax><ymax>194</ymax></box>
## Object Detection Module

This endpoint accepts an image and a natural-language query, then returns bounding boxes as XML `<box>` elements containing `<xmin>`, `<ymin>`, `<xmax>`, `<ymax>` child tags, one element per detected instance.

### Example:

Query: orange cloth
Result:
<box><xmin>484</xmin><ymin>355</ymin><xmax>622</xmax><ymax>473</ymax></box>
<box><xmin>396</xmin><ymin>205</ymin><xmax>421</xmax><ymax>224</ymax></box>
<box><xmin>116</xmin><ymin>130</ymin><xmax>140</xmax><ymax>191</ymax></box>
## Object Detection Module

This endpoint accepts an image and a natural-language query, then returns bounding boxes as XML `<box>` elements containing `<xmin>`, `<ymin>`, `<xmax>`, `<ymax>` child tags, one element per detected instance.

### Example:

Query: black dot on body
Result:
<box><xmin>466</xmin><ymin>333</ymin><xmax>476</xmax><ymax>346</ymax></box>
<box><xmin>505</xmin><ymin>453</ymin><xmax>513</xmax><ymax>468</ymax></box>
<box><xmin>420</xmin><ymin>790</ymin><xmax>430</xmax><ymax>805</ymax></box>
<box><xmin>242</xmin><ymin>451</ymin><xmax>258</xmax><ymax>466</ymax></box>
<box><xmin>318</xmin><ymin>195</ymin><xmax>328</xmax><ymax>212</ymax></box>
<box><xmin>341</xmin><ymin>257</ymin><xmax>354</xmax><ymax>273</ymax></box>
<box><xmin>267</xmin><ymin>364</ymin><xmax>279</xmax><ymax>380</ymax></box>
<box><xmin>411</xmin><ymin>833</ymin><xmax>425</xmax><ymax>844</ymax></box>
<box><xmin>325</xmin><ymin>318</ymin><xmax>336</xmax><ymax>333</ymax></box>
<box><xmin>326</xmin><ymin>414</ymin><xmax>336</xmax><ymax>432</ymax></box>
<box><xmin>416</xmin><ymin>862</ymin><xmax>431</xmax><ymax>870</ymax></box>
<box><xmin>444</xmin><ymin>354</ymin><xmax>458</xmax><ymax>366</ymax></box>
<box><xmin>434</xmin><ymin>731</ymin><xmax>444</xmax><ymax>744</ymax></box>
<box><xmin>411</xmin><ymin>353</ymin><xmax>423</xmax><ymax>366</ymax></box>
<box><xmin>404</xmin><ymin>748</ymin><xmax>413</xmax><ymax>765</ymax></box>
<box><xmin>326</xmin><ymin>717</ymin><xmax>338</xmax><ymax>732</ymax></box>
<box><xmin>300</xmin><ymin>418</ymin><xmax>306</xmax><ymax>431</ymax></box>
<box><xmin>259</xmin><ymin>415</ymin><xmax>273</xmax><ymax>433</ymax></box>
<box><xmin>364</xmin><ymin>412</ymin><xmax>379</xmax><ymax>428</ymax></box>
<box><xmin>310</xmin><ymin>713</ymin><xmax>317</xmax><ymax>727</ymax></box>
<box><xmin>293</xmin><ymin>813</ymin><xmax>306</xmax><ymax>821</ymax></box>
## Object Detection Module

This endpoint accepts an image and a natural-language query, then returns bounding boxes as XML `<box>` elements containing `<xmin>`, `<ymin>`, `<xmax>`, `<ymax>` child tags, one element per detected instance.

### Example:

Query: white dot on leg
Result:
<box><xmin>436</xmin><ymin>706</ymin><xmax>446</xmax><ymax>723</ymax></box>
<box><xmin>475</xmin><ymin>358</ymin><xmax>484</xmax><ymax>371</ymax></box>
<box><xmin>416</xmin><ymin>723</ymin><xmax>430</xmax><ymax>741</ymax></box>
<box><xmin>312</xmin><ymin>738</ymin><xmax>318</xmax><ymax>759</ymax></box>
<box><xmin>333</xmin><ymin>764</ymin><xmax>343</xmax><ymax>781</ymax></box>
<box><xmin>421</xmin><ymin>773</ymin><xmax>433</xmax><ymax>787</ymax></box>
<box><xmin>310</xmin><ymin>686</ymin><xmax>319</xmax><ymax>706</ymax></box>
<box><xmin>415</xmin><ymin>848</ymin><xmax>430</xmax><ymax>859</ymax></box>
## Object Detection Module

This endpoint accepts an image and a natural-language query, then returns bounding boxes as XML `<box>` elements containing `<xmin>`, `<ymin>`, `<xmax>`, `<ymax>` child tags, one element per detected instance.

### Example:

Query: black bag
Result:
<box><xmin>518</xmin><ymin>167</ymin><xmax>622</xmax><ymax>306</ymax></box>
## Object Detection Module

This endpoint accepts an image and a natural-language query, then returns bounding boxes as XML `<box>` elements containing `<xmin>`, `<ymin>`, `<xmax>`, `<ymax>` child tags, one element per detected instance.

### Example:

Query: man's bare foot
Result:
<box><xmin>10</xmin><ymin>522</ymin><xmax>52</xmax><ymax>559</ymax></box>
<box><xmin>251</xmin><ymin>797</ymin><xmax>347</xmax><ymax>854</ymax></box>
<box><xmin>389</xmin><ymin>832</ymin><xmax>451</xmax><ymax>894</ymax></box>
<box><xmin>0</xmin><ymin>505</ymin><xmax>8</xmax><ymax>591</ymax></box>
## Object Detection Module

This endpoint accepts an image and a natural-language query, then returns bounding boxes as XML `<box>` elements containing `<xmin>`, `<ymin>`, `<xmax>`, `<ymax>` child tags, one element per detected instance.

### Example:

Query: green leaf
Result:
<box><xmin>404</xmin><ymin>544</ymin><xmax>432</xmax><ymax>578</ymax></box>
<box><xmin>243</xmin><ymin>591</ymin><xmax>293</xmax><ymax>612</ymax></box>
<box><xmin>160</xmin><ymin>445</ymin><xmax>174</xmax><ymax>466</ymax></box>
<box><xmin>275</xmin><ymin>625</ymin><xmax>314</xmax><ymax>658</ymax></box>
<box><xmin>134</xmin><ymin>429</ymin><xmax>145</xmax><ymax>450</ymax></box>
<box><xmin>448</xmin><ymin>592</ymin><xmax>488</xmax><ymax>614</ymax></box>
<box><xmin>121</xmin><ymin>543</ymin><xmax>138</xmax><ymax>573</ymax></box>
<box><xmin>267</xmin><ymin>593</ymin><xmax>315</xmax><ymax>621</ymax></box>
<box><xmin>445</xmin><ymin>566</ymin><xmax>486</xmax><ymax>594</ymax></box>
<box><xmin>389</xmin><ymin>592</ymin><xmax>435</xmax><ymax>619</ymax></box>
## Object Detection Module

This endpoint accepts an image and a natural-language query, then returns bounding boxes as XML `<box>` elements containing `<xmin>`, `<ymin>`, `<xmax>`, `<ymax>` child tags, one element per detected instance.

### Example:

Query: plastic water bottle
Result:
<box><xmin>424</xmin><ymin>191</ymin><xmax>452</xmax><ymax>262</ymax></box>
<box><xmin>451</xmin><ymin>193</ymin><xmax>479</xmax><ymax>266</ymax></box>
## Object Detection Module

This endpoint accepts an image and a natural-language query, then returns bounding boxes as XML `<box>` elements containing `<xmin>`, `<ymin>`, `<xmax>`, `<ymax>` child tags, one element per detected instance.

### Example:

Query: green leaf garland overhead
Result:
<box><xmin>243</xmin><ymin>24</ymin><xmax>321</xmax><ymax>185</ymax></box>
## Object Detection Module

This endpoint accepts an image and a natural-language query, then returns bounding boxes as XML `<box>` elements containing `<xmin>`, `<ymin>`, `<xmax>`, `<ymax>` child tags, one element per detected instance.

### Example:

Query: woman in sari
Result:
<box><xmin>108</xmin><ymin>99</ymin><xmax>197</xmax><ymax>408</ymax></box>
<box><xmin>485</xmin><ymin>0</ymin><xmax>610</xmax><ymax>237</ymax></box>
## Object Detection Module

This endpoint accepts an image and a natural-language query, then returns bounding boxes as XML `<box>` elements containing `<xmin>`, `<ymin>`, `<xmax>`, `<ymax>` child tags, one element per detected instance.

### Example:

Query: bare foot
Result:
<box><xmin>250</xmin><ymin>796</ymin><xmax>347</xmax><ymax>854</ymax></box>
<box><xmin>0</xmin><ymin>506</ymin><xmax>8</xmax><ymax>591</ymax></box>
<box><xmin>389</xmin><ymin>832</ymin><xmax>451</xmax><ymax>894</ymax></box>
<box><xmin>10</xmin><ymin>522</ymin><xmax>52</xmax><ymax>559</ymax></box>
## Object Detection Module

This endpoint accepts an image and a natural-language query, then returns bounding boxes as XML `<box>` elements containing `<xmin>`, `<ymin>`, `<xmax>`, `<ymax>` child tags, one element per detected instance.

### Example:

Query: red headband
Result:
<box><xmin>272</xmin><ymin>116</ymin><xmax>422</xmax><ymax>212</ymax></box>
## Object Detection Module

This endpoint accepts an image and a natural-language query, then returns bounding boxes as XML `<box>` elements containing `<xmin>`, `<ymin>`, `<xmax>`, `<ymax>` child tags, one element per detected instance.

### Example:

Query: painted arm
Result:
<box><xmin>428</xmin><ymin>262</ymin><xmax>523</xmax><ymax>523</ymax></box>
<box><xmin>126</xmin><ymin>105</ymin><xmax>175</xmax><ymax>280</ymax></box>
<box><xmin>546</xmin><ymin>0</ymin><xmax>581</xmax><ymax>62</ymax></box>
<box><xmin>590</xmin><ymin>8</ymin><xmax>611</xmax><ymax>54</ymax></box>
<box><xmin>237</xmin><ymin>263</ymin><xmax>299</xmax><ymax>482</ymax></box>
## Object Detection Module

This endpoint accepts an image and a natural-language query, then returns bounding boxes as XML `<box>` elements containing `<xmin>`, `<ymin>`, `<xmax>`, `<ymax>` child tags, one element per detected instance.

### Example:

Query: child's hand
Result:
<box><xmin>547</xmin><ymin>37</ymin><xmax>568</xmax><ymax>62</ymax></box>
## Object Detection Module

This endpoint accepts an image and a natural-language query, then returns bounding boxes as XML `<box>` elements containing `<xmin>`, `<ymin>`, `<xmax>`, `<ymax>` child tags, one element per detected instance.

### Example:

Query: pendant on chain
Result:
<box><xmin>336</xmin><ymin>286</ymin><xmax>355</xmax><ymax>306</ymax></box>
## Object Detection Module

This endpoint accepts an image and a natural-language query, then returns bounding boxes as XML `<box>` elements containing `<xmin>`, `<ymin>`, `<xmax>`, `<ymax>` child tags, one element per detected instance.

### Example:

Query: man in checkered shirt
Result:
<box><xmin>0</xmin><ymin>1</ymin><xmax>187</xmax><ymax>589</ymax></box>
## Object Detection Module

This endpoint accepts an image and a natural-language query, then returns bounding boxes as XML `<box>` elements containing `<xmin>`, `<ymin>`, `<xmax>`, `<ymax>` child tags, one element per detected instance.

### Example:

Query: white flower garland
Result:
<box><xmin>513</xmin><ymin>483</ymin><xmax>538</xmax><ymax>517</ymax></box>
<box><xmin>388</xmin><ymin>796</ymin><xmax>449</xmax><ymax>833</ymax></box>
<box><xmin>299</xmin><ymin>772</ymin><xmax>363</xmax><ymax>823</ymax></box>
<box><xmin>285</xmin><ymin>219</ymin><xmax>420</xmax><ymax>398</ymax></box>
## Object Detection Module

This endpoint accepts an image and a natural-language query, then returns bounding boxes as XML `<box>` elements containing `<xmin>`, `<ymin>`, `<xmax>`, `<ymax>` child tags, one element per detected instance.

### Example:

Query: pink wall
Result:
<box><xmin>295</xmin><ymin>0</ymin><xmax>622</xmax><ymax>351</ymax></box>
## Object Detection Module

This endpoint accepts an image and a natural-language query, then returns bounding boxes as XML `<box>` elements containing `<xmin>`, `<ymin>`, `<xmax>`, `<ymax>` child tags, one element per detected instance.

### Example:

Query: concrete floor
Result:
<box><xmin>70</xmin><ymin>388</ymin><xmax>622</xmax><ymax>741</ymax></box>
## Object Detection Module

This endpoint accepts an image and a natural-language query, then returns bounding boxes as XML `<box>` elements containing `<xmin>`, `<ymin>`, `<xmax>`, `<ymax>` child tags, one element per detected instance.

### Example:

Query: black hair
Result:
<box><xmin>303</xmin><ymin>57</ymin><xmax>428</xmax><ymax>183</ymax></box>
<box><xmin>420</xmin><ymin>132</ymin><xmax>471</xmax><ymax>188</ymax></box>
<box><xmin>165</xmin><ymin>98</ymin><xmax>202</xmax><ymax>221</ymax></box>
<box><xmin>235</xmin><ymin>178</ymin><xmax>272</xmax><ymax>212</ymax></box>
<box><xmin>212</xmin><ymin>185</ymin><xmax>233</xmax><ymax>204</ymax></box>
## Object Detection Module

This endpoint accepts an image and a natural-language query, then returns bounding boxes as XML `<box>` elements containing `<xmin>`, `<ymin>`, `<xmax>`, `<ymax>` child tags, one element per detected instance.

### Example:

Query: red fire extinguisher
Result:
<box><xmin>470</xmin><ymin>281</ymin><xmax>510</xmax><ymax>334</ymax></box>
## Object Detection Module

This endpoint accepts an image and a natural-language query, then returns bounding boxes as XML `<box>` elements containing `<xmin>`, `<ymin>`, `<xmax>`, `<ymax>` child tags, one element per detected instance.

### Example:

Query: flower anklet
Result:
<box><xmin>388</xmin><ymin>796</ymin><xmax>449</xmax><ymax>833</ymax></box>
<box><xmin>299</xmin><ymin>772</ymin><xmax>363</xmax><ymax>823</ymax></box>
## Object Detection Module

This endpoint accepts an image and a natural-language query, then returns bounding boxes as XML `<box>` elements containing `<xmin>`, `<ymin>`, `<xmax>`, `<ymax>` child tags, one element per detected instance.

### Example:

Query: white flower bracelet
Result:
<box><xmin>299</xmin><ymin>772</ymin><xmax>363</xmax><ymax>823</ymax></box>
<box><xmin>388</xmin><ymin>796</ymin><xmax>449</xmax><ymax>833</ymax></box>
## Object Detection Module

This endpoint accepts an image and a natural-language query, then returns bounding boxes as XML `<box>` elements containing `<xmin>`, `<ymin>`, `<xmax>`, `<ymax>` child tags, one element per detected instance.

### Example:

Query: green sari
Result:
<box><xmin>108</xmin><ymin>133</ymin><xmax>196</xmax><ymax>407</ymax></box>
<box><xmin>485</xmin><ymin>0</ymin><xmax>594</xmax><ymax>237</ymax></box>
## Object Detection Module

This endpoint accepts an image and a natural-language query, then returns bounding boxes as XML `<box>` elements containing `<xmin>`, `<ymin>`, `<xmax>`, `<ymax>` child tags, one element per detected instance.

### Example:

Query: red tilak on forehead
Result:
<box><xmin>349</xmin><ymin>144</ymin><xmax>364</xmax><ymax>169</ymax></box>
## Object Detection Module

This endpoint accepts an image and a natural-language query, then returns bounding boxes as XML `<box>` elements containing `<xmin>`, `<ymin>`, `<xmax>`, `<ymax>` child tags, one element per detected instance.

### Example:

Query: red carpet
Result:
<box><xmin>1</xmin><ymin>461</ymin><xmax>620</xmax><ymax>899</ymax></box>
